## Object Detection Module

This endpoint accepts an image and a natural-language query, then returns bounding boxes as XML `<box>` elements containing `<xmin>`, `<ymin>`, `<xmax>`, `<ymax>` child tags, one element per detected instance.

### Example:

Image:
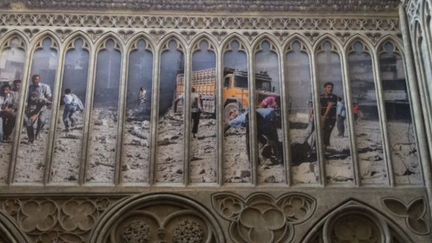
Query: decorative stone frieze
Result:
<box><xmin>383</xmin><ymin>197</ymin><xmax>430</xmax><ymax>235</ymax></box>
<box><xmin>0</xmin><ymin>13</ymin><xmax>400</xmax><ymax>33</ymax></box>
<box><xmin>212</xmin><ymin>192</ymin><xmax>316</xmax><ymax>243</ymax></box>
<box><xmin>0</xmin><ymin>197</ymin><xmax>123</xmax><ymax>242</ymax></box>
<box><xmin>0</xmin><ymin>0</ymin><xmax>401</xmax><ymax>12</ymax></box>
<box><xmin>89</xmin><ymin>193</ymin><xmax>225</xmax><ymax>243</ymax></box>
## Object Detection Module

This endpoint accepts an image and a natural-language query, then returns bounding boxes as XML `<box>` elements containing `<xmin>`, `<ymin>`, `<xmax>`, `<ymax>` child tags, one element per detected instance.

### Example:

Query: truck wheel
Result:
<box><xmin>224</xmin><ymin>102</ymin><xmax>240</xmax><ymax>124</ymax></box>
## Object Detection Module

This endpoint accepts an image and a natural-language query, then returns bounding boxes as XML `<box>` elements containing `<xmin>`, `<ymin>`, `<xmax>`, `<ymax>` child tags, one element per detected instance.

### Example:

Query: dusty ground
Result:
<box><xmin>388</xmin><ymin>121</ymin><xmax>421</xmax><ymax>184</ymax></box>
<box><xmin>355</xmin><ymin>120</ymin><xmax>386</xmax><ymax>184</ymax></box>
<box><xmin>0</xmin><ymin>141</ymin><xmax>12</xmax><ymax>183</ymax></box>
<box><xmin>5</xmin><ymin>110</ymin><xmax>422</xmax><ymax>186</ymax></box>
<box><xmin>50</xmin><ymin>107</ymin><xmax>84</xmax><ymax>183</ymax></box>
<box><xmin>156</xmin><ymin>111</ymin><xmax>184</xmax><ymax>183</ymax></box>
<box><xmin>190</xmin><ymin>116</ymin><xmax>217</xmax><ymax>183</ymax></box>
<box><xmin>14</xmin><ymin>110</ymin><xmax>54</xmax><ymax>183</ymax></box>
<box><xmin>224</xmin><ymin>127</ymin><xmax>251</xmax><ymax>183</ymax></box>
<box><xmin>121</xmin><ymin>119</ymin><xmax>150</xmax><ymax>183</ymax></box>
<box><xmin>86</xmin><ymin>108</ymin><xmax>117</xmax><ymax>183</ymax></box>
<box><xmin>156</xmin><ymin>111</ymin><xmax>218</xmax><ymax>183</ymax></box>
<box><xmin>289</xmin><ymin>116</ymin><xmax>319</xmax><ymax>184</ymax></box>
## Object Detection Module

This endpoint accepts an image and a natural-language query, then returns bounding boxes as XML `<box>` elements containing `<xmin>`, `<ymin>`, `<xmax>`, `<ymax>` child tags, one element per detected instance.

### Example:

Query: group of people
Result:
<box><xmin>24</xmin><ymin>74</ymin><xmax>83</xmax><ymax>144</ymax></box>
<box><xmin>223</xmin><ymin>81</ymin><xmax>364</xmax><ymax>164</ymax></box>
<box><xmin>0</xmin><ymin>75</ymin><xmax>86</xmax><ymax>144</ymax></box>
<box><xmin>0</xmin><ymin>80</ymin><xmax>21</xmax><ymax>142</ymax></box>
<box><xmin>224</xmin><ymin>96</ymin><xmax>282</xmax><ymax>164</ymax></box>
<box><xmin>307</xmin><ymin>82</ymin><xmax>362</xmax><ymax>152</ymax></box>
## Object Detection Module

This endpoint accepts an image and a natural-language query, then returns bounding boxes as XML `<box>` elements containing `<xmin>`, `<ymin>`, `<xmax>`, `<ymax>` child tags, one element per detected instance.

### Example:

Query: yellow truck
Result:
<box><xmin>176</xmin><ymin>68</ymin><xmax>279</xmax><ymax>121</ymax></box>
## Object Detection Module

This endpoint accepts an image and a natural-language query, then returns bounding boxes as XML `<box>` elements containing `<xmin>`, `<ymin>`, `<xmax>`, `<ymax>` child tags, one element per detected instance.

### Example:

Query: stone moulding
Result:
<box><xmin>89</xmin><ymin>193</ymin><xmax>225</xmax><ymax>243</ymax></box>
<box><xmin>1</xmin><ymin>0</ymin><xmax>401</xmax><ymax>12</ymax></box>
<box><xmin>0</xmin><ymin>12</ymin><xmax>400</xmax><ymax>33</ymax></box>
<box><xmin>0</xmin><ymin>191</ymin><xmax>430</xmax><ymax>242</ymax></box>
<box><xmin>211</xmin><ymin>192</ymin><xmax>317</xmax><ymax>243</ymax></box>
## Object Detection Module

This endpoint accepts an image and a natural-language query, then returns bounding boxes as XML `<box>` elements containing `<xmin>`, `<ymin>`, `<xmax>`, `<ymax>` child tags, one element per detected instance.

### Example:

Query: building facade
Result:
<box><xmin>0</xmin><ymin>0</ymin><xmax>431</xmax><ymax>242</ymax></box>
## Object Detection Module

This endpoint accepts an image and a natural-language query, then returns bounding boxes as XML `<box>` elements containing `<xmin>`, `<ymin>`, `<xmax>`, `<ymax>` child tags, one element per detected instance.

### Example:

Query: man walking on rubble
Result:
<box><xmin>24</xmin><ymin>74</ymin><xmax>52</xmax><ymax>143</ymax></box>
<box><xmin>63</xmin><ymin>88</ymin><xmax>84</xmax><ymax>132</ymax></box>
<box><xmin>320</xmin><ymin>82</ymin><xmax>338</xmax><ymax>149</ymax></box>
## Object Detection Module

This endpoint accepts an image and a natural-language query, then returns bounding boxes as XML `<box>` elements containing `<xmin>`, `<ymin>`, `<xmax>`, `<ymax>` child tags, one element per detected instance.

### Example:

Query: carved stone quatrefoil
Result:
<box><xmin>212</xmin><ymin>192</ymin><xmax>316</xmax><ymax>243</ymax></box>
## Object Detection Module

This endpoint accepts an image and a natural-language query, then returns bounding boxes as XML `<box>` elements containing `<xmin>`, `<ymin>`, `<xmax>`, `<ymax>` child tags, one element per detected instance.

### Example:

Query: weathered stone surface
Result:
<box><xmin>1</xmin><ymin>0</ymin><xmax>400</xmax><ymax>12</ymax></box>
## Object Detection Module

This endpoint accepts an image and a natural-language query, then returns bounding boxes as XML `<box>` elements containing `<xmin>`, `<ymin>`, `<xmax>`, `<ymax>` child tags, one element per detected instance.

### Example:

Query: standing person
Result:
<box><xmin>0</xmin><ymin>84</ymin><xmax>18</xmax><ymax>141</ymax></box>
<box><xmin>191</xmin><ymin>87</ymin><xmax>203</xmax><ymax>138</ymax></box>
<box><xmin>12</xmin><ymin>80</ymin><xmax>21</xmax><ymax>92</ymax></box>
<box><xmin>63</xmin><ymin>88</ymin><xmax>84</xmax><ymax>132</ymax></box>
<box><xmin>336</xmin><ymin>97</ymin><xmax>346</xmax><ymax>137</ymax></box>
<box><xmin>137</xmin><ymin>87</ymin><xmax>147</xmax><ymax>105</ymax></box>
<box><xmin>0</xmin><ymin>84</ymin><xmax>16</xmax><ymax>142</ymax></box>
<box><xmin>320</xmin><ymin>82</ymin><xmax>338</xmax><ymax>149</ymax></box>
<box><xmin>24</xmin><ymin>74</ymin><xmax>52</xmax><ymax>143</ymax></box>
<box><xmin>352</xmin><ymin>102</ymin><xmax>362</xmax><ymax>123</ymax></box>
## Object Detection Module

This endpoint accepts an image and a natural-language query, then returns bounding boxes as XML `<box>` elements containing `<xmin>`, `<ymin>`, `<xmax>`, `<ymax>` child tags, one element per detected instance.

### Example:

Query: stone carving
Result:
<box><xmin>111</xmin><ymin>208</ymin><xmax>210</xmax><ymax>243</ymax></box>
<box><xmin>212</xmin><ymin>192</ymin><xmax>316</xmax><ymax>243</ymax></box>
<box><xmin>90</xmin><ymin>194</ymin><xmax>224</xmax><ymax>243</ymax></box>
<box><xmin>303</xmin><ymin>199</ymin><xmax>420</xmax><ymax>243</ymax></box>
<box><xmin>406</xmin><ymin>0</ymin><xmax>422</xmax><ymax>23</ymax></box>
<box><xmin>0</xmin><ymin>197</ymin><xmax>121</xmax><ymax>242</ymax></box>
<box><xmin>329</xmin><ymin>214</ymin><xmax>381</xmax><ymax>243</ymax></box>
<box><xmin>4</xmin><ymin>0</ymin><xmax>400</xmax><ymax>12</ymax></box>
<box><xmin>383</xmin><ymin>197</ymin><xmax>430</xmax><ymax>235</ymax></box>
<box><xmin>121</xmin><ymin>219</ymin><xmax>151</xmax><ymax>243</ymax></box>
<box><xmin>0</xmin><ymin>13</ymin><xmax>400</xmax><ymax>33</ymax></box>
<box><xmin>173</xmin><ymin>219</ymin><xmax>205</xmax><ymax>243</ymax></box>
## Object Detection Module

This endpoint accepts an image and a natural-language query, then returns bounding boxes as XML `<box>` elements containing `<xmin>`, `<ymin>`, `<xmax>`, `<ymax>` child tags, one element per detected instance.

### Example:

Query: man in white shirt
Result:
<box><xmin>63</xmin><ymin>88</ymin><xmax>84</xmax><ymax>132</ymax></box>
<box><xmin>24</xmin><ymin>74</ymin><xmax>52</xmax><ymax>143</ymax></box>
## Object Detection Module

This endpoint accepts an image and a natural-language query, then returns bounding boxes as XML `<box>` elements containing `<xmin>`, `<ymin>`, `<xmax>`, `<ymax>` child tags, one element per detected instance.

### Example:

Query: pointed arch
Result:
<box><xmin>376</xmin><ymin>35</ymin><xmax>405</xmax><ymax>59</ymax></box>
<box><xmin>0</xmin><ymin>210</ymin><xmax>30</xmax><ymax>243</ymax></box>
<box><xmin>125</xmin><ymin>32</ymin><xmax>155</xmax><ymax>53</ymax></box>
<box><xmin>251</xmin><ymin>33</ymin><xmax>282</xmax><ymax>56</ymax></box>
<box><xmin>345</xmin><ymin>34</ymin><xmax>375</xmax><ymax>54</ymax></box>
<box><xmin>89</xmin><ymin>193</ymin><xmax>225</xmax><ymax>243</ymax></box>
<box><xmin>283</xmin><ymin>34</ymin><xmax>313</xmax><ymax>55</ymax></box>
<box><xmin>189</xmin><ymin>32</ymin><xmax>219</xmax><ymax>53</ymax></box>
<box><xmin>157</xmin><ymin>32</ymin><xmax>187</xmax><ymax>54</ymax></box>
<box><xmin>220</xmin><ymin>34</ymin><xmax>250</xmax><ymax>73</ymax></box>
<box><xmin>0</xmin><ymin>30</ymin><xmax>29</xmax><ymax>50</ymax></box>
<box><xmin>94</xmin><ymin>32</ymin><xmax>124</xmax><ymax>54</ymax></box>
<box><xmin>220</xmin><ymin>32</ymin><xmax>250</xmax><ymax>53</ymax></box>
<box><xmin>301</xmin><ymin>199</ymin><xmax>414</xmax><ymax>243</ymax></box>
<box><xmin>62</xmin><ymin>31</ymin><xmax>93</xmax><ymax>53</ymax></box>
<box><xmin>29</xmin><ymin>30</ymin><xmax>61</xmax><ymax>53</ymax></box>
<box><xmin>313</xmin><ymin>34</ymin><xmax>344</xmax><ymax>55</ymax></box>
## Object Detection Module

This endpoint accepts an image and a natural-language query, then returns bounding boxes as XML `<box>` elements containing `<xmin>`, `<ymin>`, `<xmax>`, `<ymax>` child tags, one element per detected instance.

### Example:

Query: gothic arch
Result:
<box><xmin>0</xmin><ymin>211</ymin><xmax>29</xmax><ymax>243</ymax></box>
<box><xmin>189</xmin><ymin>33</ymin><xmax>219</xmax><ymax>53</ymax></box>
<box><xmin>301</xmin><ymin>199</ymin><xmax>414</xmax><ymax>243</ymax></box>
<box><xmin>313</xmin><ymin>34</ymin><xmax>344</xmax><ymax>54</ymax></box>
<box><xmin>89</xmin><ymin>193</ymin><xmax>225</xmax><ymax>243</ymax></box>
<box><xmin>283</xmin><ymin>34</ymin><xmax>313</xmax><ymax>55</ymax></box>
<box><xmin>220</xmin><ymin>33</ymin><xmax>250</xmax><ymax>53</ymax></box>
<box><xmin>0</xmin><ymin>30</ymin><xmax>29</xmax><ymax>50</ymax></box>
<box><xmin>125</xmin><ymin>33</ymin><xmax>155</xmax><ymax>53</ymax></box>
<box><xmin>158</xmin><ymin>32</ymin><xmax>187</xmax><ymax>53</ymax></box>
<box><xmin>345</xmin><ymin>34</ymin><xmax>374</xmax><ymax>54</ymax></box>
<box><xmin>251</xmin><ymin>34</ymin><xmax>282</xmax><ymax>57</ymax></box>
